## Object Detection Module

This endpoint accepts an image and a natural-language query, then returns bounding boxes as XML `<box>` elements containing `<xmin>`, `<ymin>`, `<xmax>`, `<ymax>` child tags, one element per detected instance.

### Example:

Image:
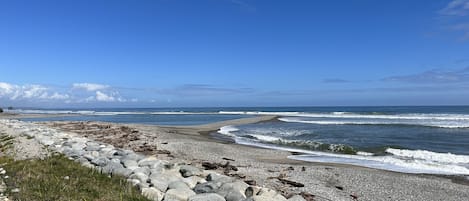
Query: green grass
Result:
<box><xmin>0</xmin><ymin>155</ymin><xmax>151</xmax><ymax>201</ymax></box>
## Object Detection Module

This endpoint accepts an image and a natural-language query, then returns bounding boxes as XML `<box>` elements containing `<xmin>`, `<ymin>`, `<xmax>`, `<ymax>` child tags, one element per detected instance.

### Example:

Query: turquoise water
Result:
<box><xmin>15</xmin><ymin>106</ymin><xmax>469</xmax><ymax>175</ymax></box>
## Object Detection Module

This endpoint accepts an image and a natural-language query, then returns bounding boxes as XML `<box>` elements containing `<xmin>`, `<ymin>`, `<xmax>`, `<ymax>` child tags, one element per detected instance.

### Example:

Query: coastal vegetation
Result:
<box><xmin>0</xmin><ymin>155</ymin><xmax>150</xmax><ymax>201</ymax></box>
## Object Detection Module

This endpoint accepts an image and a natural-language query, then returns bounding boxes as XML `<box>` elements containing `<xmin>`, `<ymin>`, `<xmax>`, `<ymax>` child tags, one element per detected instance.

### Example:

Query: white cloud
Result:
<box><xmin>0</xmin><ymin>81</ymin><xmax>136</xmax><ymax>105</ymax></box>
<box><xmin>0</xmin><ymin>82</ymin><xmax>69</xmax><ymax>101</ymax></box>
<box><xmin>95</xmin><ymin>91</ymin><xmax>115</xmax><ymax>102</ymax></box>
<box><xmin>440</xmin><ymin>0</ymin><xmax>469</xmax><ymax>16</ymax></box>
<box><xmin>50</xmin><ymin>92</ymin><xmax>70</xmax><ymax>100</ymax></box>
<box><xmin>72</xmin><ymin>83</ymin><xmax>110</xmax><ymax>91</ymax></box>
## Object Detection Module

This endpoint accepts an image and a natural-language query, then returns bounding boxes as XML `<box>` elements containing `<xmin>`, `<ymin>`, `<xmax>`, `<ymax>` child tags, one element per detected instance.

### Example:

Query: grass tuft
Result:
<box><xmin>0</xmin><ymin>155</ymin><xmax>150</xmax><ymax>201</ymax></box>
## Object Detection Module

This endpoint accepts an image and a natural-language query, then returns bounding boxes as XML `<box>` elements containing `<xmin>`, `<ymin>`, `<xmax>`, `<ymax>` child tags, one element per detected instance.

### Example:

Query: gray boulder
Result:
<box><xmin>216</xmin><ymin>181</ymin><xmax>248</xmax><ymax>201</ymax></box>
<box><xmin>168</xmin><ymin>181</ymin><xmax>190</xmax><ymax>190</ymax></box>
<box><xmin>287</xmin><ymin>195</ymin><xmax>307</xmax><ymax>201</ymax></box>
<box><xmin>164</xmin><ymin>188</ymin><xmax>196</xmax><ymax>201</ymax></box>
<box><xmin>141</xmin><ymin>187</ymin><xmax>164</xmax><ymax>201</ymax></box>
<box><xmin>188</xmin><ymin>193</ymin><xmax>226</xmax><ymax>201</ymax></box>
<box><xmin>129</xmin><ymin>172</ymin><xmax>149</xmax><ymax>184</ymax></box>
<box><xmin>180</xmin><ymin>165</ymin><xmax>202</xmax><ymax>177</ymax></box>
<box><xmin>91</xmin><ymin>157</ymin><xmax>110</xmax><ymax>167</ymax></box>
<box><xmin>122</xmin><ymin>159</ymin><xmax>139</xmax><ymax>170</ymax></box>
<box><xmin>133</xmin><ymin>167</ymin><xmax>151</xmax><ymax>176</ymax></box>
<box><xmin>113</xmin><ymin>167</ymin><xmax>133</xmax><ymax>177</ymax></box>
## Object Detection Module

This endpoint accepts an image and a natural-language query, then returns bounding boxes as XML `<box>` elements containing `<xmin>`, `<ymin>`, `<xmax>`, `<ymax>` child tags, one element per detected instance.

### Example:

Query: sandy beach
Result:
<box><xmin>29</xmin><ymin>115</ymin><xmax>469</xmax><ymax>201</ymax></box>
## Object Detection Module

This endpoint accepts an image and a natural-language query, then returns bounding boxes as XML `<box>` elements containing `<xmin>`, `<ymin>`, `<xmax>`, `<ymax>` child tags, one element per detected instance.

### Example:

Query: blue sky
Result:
<box><xmin>1</xmin><ymin>0</ymin><xmax>469</xmax><ymax>107</ymax></box>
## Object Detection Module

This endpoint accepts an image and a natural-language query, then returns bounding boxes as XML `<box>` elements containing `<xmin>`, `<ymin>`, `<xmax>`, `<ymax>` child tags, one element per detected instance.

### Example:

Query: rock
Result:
<box><xmin>194</xmin><ymin>181</ymin><xmax>223</xmax><ymax>194</ymax></box>
<box><xmin>287</xmin><ymin>195</ymin><xmax>307</xmax><ymax>201</ymax></box>
<box><xmin>0</xmin><ymin>180</ymin><xmax>6</xmax><ymax>193</ymax></box>
<box><xmin>207</xmin><ymin>173</ymin><xmax>234</xmax><ymax>183</ymax></box>
<box><xmin>91</xmin><ymin>157</ymin><xmax>110</xmax><ymax>167</ymax></box>
<box><xmin>168</xmin><ymin>181</ymin><xmax>190</xmax><ymax>190</ymax></box>
<box><xmin>81</xmin><ymin>161</ymin><xmax>96</xmax><ymax>169</ymax></box>
<box><xmin>100</xmin><ymin>147</ymin><xmax>117</xmax><ymax>157</ymax></box>
<box><xmin>133</xmin><ymin>167</ymin><xmax>151</xmax><ymax>176</ymax></box>
<box><xmin>102</xmin><ymin>162</ymin><xmax>124</xmax><ymax>174</ymax></box>
<box><xmin>39</xmin><ymin>138</ymin><xmax>55</xmax><ymax>146</ymax></box>
<box><xmin>11</xmin><ymin>188</ymin><xmax>20</xmax><ymax>193</ymax></box>
<box><xmin>114</xmin><ymin>150</ymin><xmax>127</xmax><ymax>156</ymax></box>
<box><xmin>114</xmin><ymin>167</ymin><xmax>133</xmax><ymax>177</ymax></box>
<box><xmin>252</xmin><ymin>188</ymin><xmax>287</xmax><ymax>201</ymax></box>
<box><xmin>182</xmin><ymin>176</ymin><xmax>206</xmax><ymax>189</ymax></box>
<box><xmin>76</xmin><ymin>157</ymin><xmax>90</xmax><ymax>164</ymax></box>
<box><xmin>164</xmin><ymin>188</ymin><xmax>196</xmax><ymax>201</ymax></box>
<box><xmin>138</xmin><ymin>156</ymin><xmax>158</xmax><ymax>167</ymax></box>
<box><xmin>85</xmin><ymin>144</ymin><xmax>101</xmax><ymax>151</ymax></box>
<box><xmin>110</xmin><ymin>158</ymin><xmax>120</xmax><ymax>164</ymax></box>
<box><xmin>122</xmin><ymin>159</ymin><xmax>139</xmax><ymax>170</ymax></box>
<box><xmin>142</xmin><ymin>187</ymin><xmax>164</xmax><ymax>201</ymax></box>
<box><xmin>138</xmin><ymin>182</ymin><xmax>150</xmax><ymax>190</ymax></box>
<box><xmin>216</xmin><ymin>181</ymin><xmax>248</xmax><ymax>201</ymax></box>
<box><xmin>245</xmin><ymin>186</ymin><xmax>262</xmax><ymax>198</ymax></box>
<box><xmin>129</xmin><ymin>172</ymin><xmax>149</xmax><ymax>184</ymax></box>
<box><xmin>180</xmin><ymin>165</ymin><xmax>202</xmax><ymax>177</ymax></box>
<box><xmin>127</xmin><ymin>178</ymin><xmax>141</xmax><ymax>186</ymax></box>
<box><xmin>188</xmin><ymin>193</ymin><xmax>226</xmax><ymax>201</ymax></box>
<box><xmin>150</xmin><ymin>173</ymin><xmax>181</xmax><ymax>192</ymax></box>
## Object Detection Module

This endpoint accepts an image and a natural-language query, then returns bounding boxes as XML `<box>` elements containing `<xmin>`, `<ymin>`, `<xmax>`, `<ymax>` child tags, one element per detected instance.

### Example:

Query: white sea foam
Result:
<box><xmin>218</xmin><ymin>125</ymin><xmax>239</xmax><ymax>137</ymax></box>
<box><xmin>261</xmin><ymin>142</ymin><xmax>469</xmax><ymax>175</ymax></box>
<box><xmin>217</xmin><ymin>126</ymin><xmax>469</xmax><ymax>175</ymax></box>
<box><xmin>356</xmin><ymin>151</ymin><xmax>374</xmax><ymax>156</ymax></box>
<box><xmin>386</xmin><ymin>148</ymin><xmax>469</xmax><ymax>164</ymax></box>
<box><xmin>247</xmin><ymin>134</ymin><xmax>283</xmax><ymax>142</ymax></box>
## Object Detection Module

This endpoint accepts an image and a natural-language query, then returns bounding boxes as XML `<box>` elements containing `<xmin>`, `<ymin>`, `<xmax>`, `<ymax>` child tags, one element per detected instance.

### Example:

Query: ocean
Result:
<box><xmin>14</xmin><ymin>106</ymin><xmax>469</xmax><ymax>175</ymax></box>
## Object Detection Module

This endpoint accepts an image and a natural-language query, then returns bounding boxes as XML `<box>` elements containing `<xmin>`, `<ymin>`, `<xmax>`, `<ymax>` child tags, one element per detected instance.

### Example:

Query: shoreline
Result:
<box><xmin>33</xmin><ymin>118</ymin><xmax>469</xmax><ymax>201</ymax></box>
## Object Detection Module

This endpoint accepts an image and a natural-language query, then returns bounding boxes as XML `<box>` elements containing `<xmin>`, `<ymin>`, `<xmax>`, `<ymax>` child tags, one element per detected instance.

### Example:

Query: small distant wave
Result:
<box><xmin>278</xmin><ymin>117</ymin><xmax>469</xmax><ymax>128</ymax></box>
<box><xmin>12</xmin><ymin>109</ymin><xmax>218</xmax><ymax>116</ymax></box>
<box><xmin>13</xmin><ymin>109</ymin><xmax>96</xmax><ymax>115</ymax></box>
<box><xmin>219</xmin><ymin>111</ymin><xmax>469</xmax><ymax>121</ymax></box>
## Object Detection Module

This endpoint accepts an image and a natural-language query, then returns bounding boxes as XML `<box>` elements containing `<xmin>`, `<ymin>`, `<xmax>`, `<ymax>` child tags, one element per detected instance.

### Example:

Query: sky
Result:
<box><xmin>1</xmin><ymin>0</ymin><xmax>469</xmax><ymax>108</ymax></box>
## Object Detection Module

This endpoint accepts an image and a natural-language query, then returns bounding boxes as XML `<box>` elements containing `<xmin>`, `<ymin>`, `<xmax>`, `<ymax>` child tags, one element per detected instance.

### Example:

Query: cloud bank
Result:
<box><xmin>72</xmin><ymin>83</ymin><xmax>110</xmax><ymax>91</ymax></box>
<box><xmin>0</xmin><ymin>82</ymin><xmax>125</xmax><ymax>105</ymax></box>
<box><xmin>384</xmin><ymin>67</ymin><xmax>469</xmax><ymax>83</ymax></box>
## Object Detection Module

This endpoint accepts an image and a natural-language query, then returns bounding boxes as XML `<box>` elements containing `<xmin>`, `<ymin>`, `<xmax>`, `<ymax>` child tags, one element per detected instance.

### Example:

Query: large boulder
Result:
<box><xmin>188</xmin><ymin>193</ymin><xmax>226</xmax><ymax>201</ymax></box>
<box><xmin>164</xmin><ymin>188</ymin><xmax>196</xmax><ymax>201</ymax></box>
<box><xmin>141</xmin><ymin>187</ymin><xmax>164</xmax><ymax>201</ymax></box>
<box><xmin>216</xmin><ymin>181</ymin><xmax>249</xmax><ymax>201</ymax></box>
<box><xmin>179</xmin><ymin>165</ymin><xmax>202</xmax><ymax>177</ymax></box>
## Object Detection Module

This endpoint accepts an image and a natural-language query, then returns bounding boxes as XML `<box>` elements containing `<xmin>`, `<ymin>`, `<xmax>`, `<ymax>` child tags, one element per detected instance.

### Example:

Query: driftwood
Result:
<box><xmin>222</xmin><ymin>157</ymin><xmax>235</xmax><ymax>161</ymax></box>
<box><xmin>244</xmin><ymin>179</ymin><xmax>256</xmax><ymax>185</ymax></box>
<box><xmin>278</xmin><ymin>178</ymin><xmax>305</xmax><ymax>187</ymax></box>
<box><xmin>202</xmin><ymin>162</ymin><xmax>218</xmax><ymax>170</ymax></box>
<box><xmin>300</xmin><ymin>192</ymin><xmax>316</xmax><ymax>201</ymax></box>
<box><xmin>201</xmin><ymin>161</ymin><xmax>238</xmax><ymax>174</ymax></box>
